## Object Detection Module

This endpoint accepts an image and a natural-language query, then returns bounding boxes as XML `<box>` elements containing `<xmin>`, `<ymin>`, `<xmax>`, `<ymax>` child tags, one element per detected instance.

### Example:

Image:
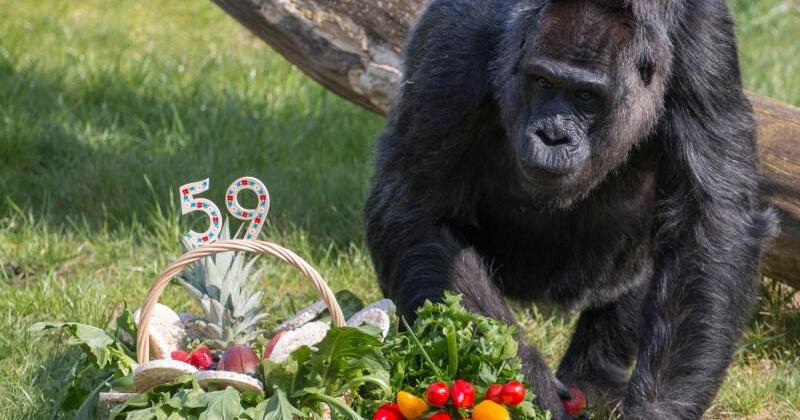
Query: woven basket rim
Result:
<box><xmin>135</xmin><ymin>238</ymin><xmax>345</xmax><ymax>363</ymax></box>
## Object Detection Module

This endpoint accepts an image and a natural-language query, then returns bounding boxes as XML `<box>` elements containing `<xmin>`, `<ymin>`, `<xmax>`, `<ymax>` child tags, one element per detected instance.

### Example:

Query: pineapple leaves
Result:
<box><xmin>179</xmin><ymin>220</ymin><xmax>268</xmax><ymax>349</ymax></box>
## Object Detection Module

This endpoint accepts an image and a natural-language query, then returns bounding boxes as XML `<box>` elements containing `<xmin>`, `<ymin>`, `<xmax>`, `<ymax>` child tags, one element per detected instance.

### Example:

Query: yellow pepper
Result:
<box><xmin>472</xmin><ymin>400</ymin><xmax>510</xmax><ymax>420</ymax></box>
<box><xmin>397</xmin><ymin>391</ymin><xmax>429</xmax><ymax>419</ymax></box>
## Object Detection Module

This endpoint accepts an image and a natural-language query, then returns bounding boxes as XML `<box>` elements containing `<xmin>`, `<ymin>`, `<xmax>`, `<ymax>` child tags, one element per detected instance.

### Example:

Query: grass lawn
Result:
<box><xmin>0</xmin><ymin>0</ymin><xmax>798</xmax><ymax>418</ymax></box>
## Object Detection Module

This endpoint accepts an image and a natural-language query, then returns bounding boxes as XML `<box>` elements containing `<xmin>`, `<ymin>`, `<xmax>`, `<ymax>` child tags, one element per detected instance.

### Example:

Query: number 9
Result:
<box><xmin>225</xmin><ymin>177</ymin><xmax>270</xmax><ymax>240</ymax></box>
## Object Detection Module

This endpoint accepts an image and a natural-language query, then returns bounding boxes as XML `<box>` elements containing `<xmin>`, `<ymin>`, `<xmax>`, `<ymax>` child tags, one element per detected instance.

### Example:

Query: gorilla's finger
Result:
<box><xmin>555</xmin><ymin>378</ymin><xmax>574</xmax><ymax>400</ymax></box>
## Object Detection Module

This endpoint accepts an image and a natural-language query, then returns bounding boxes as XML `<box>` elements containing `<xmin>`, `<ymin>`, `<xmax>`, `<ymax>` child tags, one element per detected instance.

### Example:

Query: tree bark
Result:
<box><xmin>210</xmin><ymin>0</ymin><xmax>800</xmax><ymax>289</ymax></box>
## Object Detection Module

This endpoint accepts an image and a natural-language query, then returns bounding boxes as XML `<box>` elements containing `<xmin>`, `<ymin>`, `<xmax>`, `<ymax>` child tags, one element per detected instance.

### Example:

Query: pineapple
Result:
<box><xmin>178</xmin><ymin>221</ymin><xmax>268</xmax><ymax>350</ymax></box>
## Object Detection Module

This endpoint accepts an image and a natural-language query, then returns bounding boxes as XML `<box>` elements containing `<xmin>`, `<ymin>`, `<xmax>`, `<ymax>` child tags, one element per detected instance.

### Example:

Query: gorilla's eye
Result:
<box><xmin>536</xmin><ymin>77</ymin><xmax>553</xmax><ymax>90</ymax></box>
<box><xmin>576</xmin><ymin>91</ymin><xmax>596</xmax><ymax>104</ymax></box>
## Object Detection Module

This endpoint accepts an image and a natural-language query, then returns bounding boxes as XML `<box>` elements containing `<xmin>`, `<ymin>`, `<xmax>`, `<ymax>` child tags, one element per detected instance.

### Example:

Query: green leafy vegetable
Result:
<box><xmin>245</xmin><ymin>389</ymin><xmax>303</xmax><ymax>420</ymax></box>
<box><xmin>382</xmin><ymin>293</ymin><xmax>549</xmax><ymax>419</ymax></box>
<box><xmin>31</xmin><ymin>306</ymin><xmax>139</xmax><ymax>419</ymax></box>
<box><xmin>30</xmin><ymin>321</ymin><xmax>136</xmax><ymax>375</ymax></box>
<box><xmin>259</xmin><ymin>326</ymin><xmax>390</xmax><ymax>418</ymax></box>
<box><xmin>37</xmin><ymin>293</ymin><xmax>550</xmax><ymax>419</ymax></box>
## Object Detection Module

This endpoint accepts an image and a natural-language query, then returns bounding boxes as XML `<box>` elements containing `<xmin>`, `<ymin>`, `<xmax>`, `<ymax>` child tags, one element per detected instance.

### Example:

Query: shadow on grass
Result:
<box><xmin>0</xmin><ymin>60</ymin><xmax>383</xmax><ymax>249</ymax></box>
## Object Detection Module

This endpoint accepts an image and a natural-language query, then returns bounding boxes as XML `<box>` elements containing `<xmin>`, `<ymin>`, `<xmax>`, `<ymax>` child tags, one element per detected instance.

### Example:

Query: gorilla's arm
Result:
<box><xmin>366</xmin><ymin>0</ymin><xmax>510</xmax><ymax>321</ymax></box>
<box><xmin>624</xmin><ymin>3</ymin><xmax>778</xmax><ymax>418</ymax></box>
<box><xmin>365</xmin><ymin>1</ymin><xmax>569</xmax><ymax>417</ymax></box>
<box><xmin>366</xmin><ymin>185</ymin><xmax>568</xmax><ymax>417</ymax></box>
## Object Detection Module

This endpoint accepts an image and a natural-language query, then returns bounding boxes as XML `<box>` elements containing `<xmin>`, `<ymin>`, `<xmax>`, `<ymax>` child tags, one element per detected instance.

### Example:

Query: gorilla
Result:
<box><xmin>364</xmin><ymin>0</ymin><xmax>778</xmax><ymax>418</ymax></box>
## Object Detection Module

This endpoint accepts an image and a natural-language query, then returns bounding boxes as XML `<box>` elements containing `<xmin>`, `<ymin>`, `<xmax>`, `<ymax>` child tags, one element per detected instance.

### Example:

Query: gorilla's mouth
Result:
<box><xmin>516</xmin><ymin>138</ymin><xmax>590</xmax><ymax>187</ymax></box>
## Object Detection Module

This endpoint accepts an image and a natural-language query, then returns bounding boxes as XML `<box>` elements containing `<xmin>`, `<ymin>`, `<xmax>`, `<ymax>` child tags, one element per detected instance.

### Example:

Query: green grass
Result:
<box><xmin>0</xmin><ymin>0</ymin><xmax>798</xmax><ymax>418</ymax></box>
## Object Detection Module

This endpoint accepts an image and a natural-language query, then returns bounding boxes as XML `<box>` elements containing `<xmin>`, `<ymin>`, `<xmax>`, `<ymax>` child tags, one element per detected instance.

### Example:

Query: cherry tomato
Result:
<box><xmin>472</xmin><ymin>400</ymin><xmax>510</xmax><ymax>420</ymax></box>
<box><xmin>397</xmin><ymin>391</ymin><xmax>429</xmax><ymax>419</ymax></box>
<box><xmin>451</xmin><ymin>379</ymin><xmax>476</xmax><ymax>409</ymax></box>
<box><xmin>500</xmin><ymin>381</ymin><xmax>526</xmax><ymax>407</ymax></box>
<box><xmin>425</xmin><ymin>382</ymin><xmax>451</xmax><ymax>406</ymax></box>
<box><xmin>484</xmin><ymin>384</ymin><xmax>503</xmax><ymax>404</ymax></box>
<box><xmin>429</xmin><ymin>411</ymin><xmax>452</xmax><ymax>420</ymax></box>
<box><xmin>372</xmin><ymin>403</ymin><xmax>403</xmax><ymax>420</ymax></box>
<box><xmin>561</xmin><ymin>386</ymin><xmax>587</xmax><ymax>417</ymax></box>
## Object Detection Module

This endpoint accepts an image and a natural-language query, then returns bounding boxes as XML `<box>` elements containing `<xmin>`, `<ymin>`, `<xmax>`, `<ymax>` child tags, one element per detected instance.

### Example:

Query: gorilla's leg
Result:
<box><xmin>556</xmin><ymin>287</ymin><xmax>645</xmax><ymax>404</ymax></box>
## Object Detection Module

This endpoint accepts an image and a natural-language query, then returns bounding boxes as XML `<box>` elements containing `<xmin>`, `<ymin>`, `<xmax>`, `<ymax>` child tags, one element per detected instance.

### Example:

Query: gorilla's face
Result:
<box><xmin>516</xmin><ymin>57</ymin><xmax>606</xmax><ymax>187</ymax></box>
<box><xmin>495</xmin><ymin>0</ymin><xmax>668</xmax><ymax>207</ymax></box>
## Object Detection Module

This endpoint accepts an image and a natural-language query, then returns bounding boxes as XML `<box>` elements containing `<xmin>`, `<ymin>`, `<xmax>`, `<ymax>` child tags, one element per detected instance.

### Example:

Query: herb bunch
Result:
<box><xmin>381</xmin><ymin>293</ymin><xmax>549</xmax><ymax>419</ymax></box>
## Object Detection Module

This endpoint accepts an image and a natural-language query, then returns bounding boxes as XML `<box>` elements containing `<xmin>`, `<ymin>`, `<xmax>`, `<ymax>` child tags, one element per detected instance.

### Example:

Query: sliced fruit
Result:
<box><xmin>346</xmin><ymin>299</ymin><xmax>395</xmax><ymax>338</ymax></box>
<box><xmin>274</xmin><ymin>298</ymin><xmax>328</xmax><ymax>332</ymax></box>
<box><xmin>347</xmin><ymin>308</ymin><xmax>391</xmax><ymax>338</ymax></box>
<box><xmin>263</xmin><ymin>331</ymin><xmax>286</xmax><ymax>359</ymax></box>
<box><xmin>133</xmin><ymin>303</ymin><xmax>186</xmax><ymax>359</ymax></box>
<box><xmin>132</xmin><ymin>359</ymin><xmax>197</xmax><ymax>392</ymax></box>
<box><xmin>267</xmin><ymin>321</ymin><xmax>330</xmax><ymax>363</ymax></box>
<box><xmin>218</xmin><ymin>344</ymin><xmax>259</xmax><ymax>374</ymax></box>
<box><xmin>195</xmin><ymin>370</ymin><xmax>263</xmax><ymax>393</ymax></box>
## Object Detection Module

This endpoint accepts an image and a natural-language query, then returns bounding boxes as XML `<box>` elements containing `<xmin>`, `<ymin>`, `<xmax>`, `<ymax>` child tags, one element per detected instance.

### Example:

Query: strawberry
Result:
<box><xmin>170</xmin><ymin>350</ymin><xmax>191</xmax><ymax>364</ymax></box>
<box><xmin>189</xmin><ymin>345</ymin><xmax>213</xmax><ymax>370</ymax></box>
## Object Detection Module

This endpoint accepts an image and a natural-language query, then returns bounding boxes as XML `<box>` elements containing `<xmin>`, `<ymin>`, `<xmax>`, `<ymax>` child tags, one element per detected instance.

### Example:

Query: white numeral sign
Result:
<box><xmin>178</xmin><ymin>176</ymin><xmax>270</xmax><ymax>244</ymax></box>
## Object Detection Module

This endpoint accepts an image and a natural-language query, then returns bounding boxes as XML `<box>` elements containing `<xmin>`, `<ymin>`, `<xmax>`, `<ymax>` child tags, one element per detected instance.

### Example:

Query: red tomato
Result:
<box><xmin>429</xmin><ymin>411</ymin><xmax>452</xmax><ymax>420</ymax></box>
<box><xmin>451</xmin><ymin>379</ymin><xmax>476</xmax><ymax>409</ymax></box>
<box><xmin>561</xmin><ymin>386</ymin><xmax>587</xmax><ymax>417</ymax></box>
<box><xmin>425</xmin><ymin>382</ymin><xmax>451</xmax><ymax>406</ymax></box>
<box><xmin>500</xmin><ymin>381</ymin><xmax>526</xmax><ymax>407</ymax></box>
<box><xmin>372</xmin><ymin>403</ymin><xmax>403</xmax><ymax>420</ymax></box>
<box><xmin>484</xmin><ymin>384</ymin><xmax>503</xmax><ymax>404</ymax></box>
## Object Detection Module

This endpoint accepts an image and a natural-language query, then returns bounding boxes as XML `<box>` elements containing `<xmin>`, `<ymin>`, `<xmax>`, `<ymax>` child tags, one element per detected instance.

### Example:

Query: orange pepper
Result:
<box><xmin>397</xmin><ymin>391</ymin><xmax>429</xmax><ymax>419</ymax></box>
<box><xmin>471</xmin><ymin>400</ymin><xmax>510</xmax><ymax>420</ymax></box>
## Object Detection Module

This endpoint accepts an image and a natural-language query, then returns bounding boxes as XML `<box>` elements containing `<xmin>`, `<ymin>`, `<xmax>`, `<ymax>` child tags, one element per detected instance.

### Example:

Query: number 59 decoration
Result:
<box><xmin>179</xmin><ymin>176</ymin><xmax>270</xmax><ymax>245</ymax></box>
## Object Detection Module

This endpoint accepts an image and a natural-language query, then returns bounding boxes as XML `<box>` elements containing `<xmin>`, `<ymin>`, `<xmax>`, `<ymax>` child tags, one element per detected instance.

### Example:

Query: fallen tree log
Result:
<box><xmin>210</xmin><ymin>0</ymin><xmax>800</xmax><ymax>289</ymax></box>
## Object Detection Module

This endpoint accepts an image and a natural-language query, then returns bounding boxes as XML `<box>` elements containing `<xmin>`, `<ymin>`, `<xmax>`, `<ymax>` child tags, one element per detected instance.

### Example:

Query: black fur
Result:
<box><xmin>364</xmin><ymin>0</ymin><xmax>778</xmax><ymax>418</ymax></box>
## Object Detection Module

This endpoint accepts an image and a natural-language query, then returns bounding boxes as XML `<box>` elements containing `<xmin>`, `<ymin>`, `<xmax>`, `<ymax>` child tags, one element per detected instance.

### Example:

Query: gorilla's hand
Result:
<box><xmin>519</xmin><ymin>342</ymin><xmax>571</xmax><ymax>419</ymax></box>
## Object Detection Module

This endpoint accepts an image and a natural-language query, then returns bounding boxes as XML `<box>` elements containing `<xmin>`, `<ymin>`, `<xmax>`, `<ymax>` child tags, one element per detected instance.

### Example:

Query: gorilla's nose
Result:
<box><xmin>535</xmin><ymin>128</ymin><xmax>571</xmax><ymax>146</ymax></box>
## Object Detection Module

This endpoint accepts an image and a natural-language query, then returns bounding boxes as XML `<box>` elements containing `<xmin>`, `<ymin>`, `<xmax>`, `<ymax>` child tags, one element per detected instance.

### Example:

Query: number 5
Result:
<box><xmin>179</xmin><ymin>178</ymin><xmax>223</xmax><ymax>245</ymax></box>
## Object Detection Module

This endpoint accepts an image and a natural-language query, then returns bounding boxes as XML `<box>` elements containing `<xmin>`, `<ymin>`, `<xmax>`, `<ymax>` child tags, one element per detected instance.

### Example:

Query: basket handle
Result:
<box><xmin>135</xmin><ymin>239</ymin><xmax>346</xmax><ymax>363</ymax></box>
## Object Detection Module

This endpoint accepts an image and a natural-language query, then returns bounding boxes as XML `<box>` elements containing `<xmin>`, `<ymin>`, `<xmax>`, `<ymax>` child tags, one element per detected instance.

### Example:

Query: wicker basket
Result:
<box><xmin>132</xmin><ymin>239</ymin><xmax>346</xmax><ymax>392</ymax></box>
